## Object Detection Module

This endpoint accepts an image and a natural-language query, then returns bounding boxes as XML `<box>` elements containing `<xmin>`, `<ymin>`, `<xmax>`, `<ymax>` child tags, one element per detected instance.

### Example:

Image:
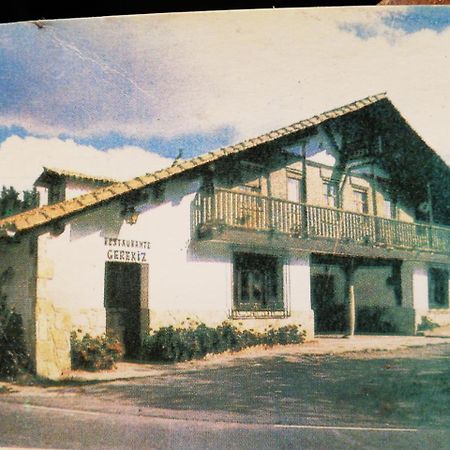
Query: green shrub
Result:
<box><xmin>0</xmin><ymin>299</ymin><xmax>29</xmax><ymax>380</ymax></box>
<box><xmin>70</xmin><ymin>332</ymin><xmax>124</xmax><ymax>371</ymax></box>
<box><xmin>356</xmin><ymin>306</ymin><xmax>397</xmax><ymax>333</ymax></box>
<box><xmin>417</xmin><ymin>316</ymin><xmax>439</xmax><ymax>332</ymax></box>
<box><xmin>141</xmin><ymin>321</ymin><xmax>306</xmax><ymax>362</ymax></box>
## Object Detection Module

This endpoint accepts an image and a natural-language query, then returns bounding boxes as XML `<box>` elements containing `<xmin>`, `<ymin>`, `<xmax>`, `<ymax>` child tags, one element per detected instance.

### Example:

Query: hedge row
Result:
<box><xmin>141</xmin><ymin>321</ymin><xmax>306</xmax><ymax>362</ymax></box>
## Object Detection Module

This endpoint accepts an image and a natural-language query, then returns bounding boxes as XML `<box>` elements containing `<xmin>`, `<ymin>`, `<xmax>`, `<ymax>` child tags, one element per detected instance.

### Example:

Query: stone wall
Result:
<box><xmin>34</xmin><ymin>298</ymin><xmax>71</xmax><ymax>379</ymax></box>
<box><xmin>34</xmin><ymin>234</ymin><xmax>72</xmax><ymax>379</ymax></box>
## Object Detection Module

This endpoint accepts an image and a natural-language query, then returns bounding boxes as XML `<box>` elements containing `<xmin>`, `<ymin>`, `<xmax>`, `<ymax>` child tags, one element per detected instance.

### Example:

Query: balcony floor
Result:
<box><xmin>194</xmin><ymin>225</ymin><xmax>450</xmax><ymax>264</ymax></box>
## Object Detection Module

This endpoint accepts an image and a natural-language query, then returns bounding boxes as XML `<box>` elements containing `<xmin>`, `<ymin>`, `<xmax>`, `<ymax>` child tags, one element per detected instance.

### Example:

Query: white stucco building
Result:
<box><xmin>0</xmin><ymin>93</ymin><xmax>449</xmax><ymax>379</ymax></box>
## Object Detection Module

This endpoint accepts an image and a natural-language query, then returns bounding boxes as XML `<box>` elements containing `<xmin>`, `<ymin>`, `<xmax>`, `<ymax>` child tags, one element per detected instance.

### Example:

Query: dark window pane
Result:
<box><xmin>234</xmin><ymin>253</ymin><xmax>282</xmax><ymax>311</ymax></box>
<box><xmin>429</xmin><ymin>268</ymin><xmax>449</xmax><ymax>308</ymax></box>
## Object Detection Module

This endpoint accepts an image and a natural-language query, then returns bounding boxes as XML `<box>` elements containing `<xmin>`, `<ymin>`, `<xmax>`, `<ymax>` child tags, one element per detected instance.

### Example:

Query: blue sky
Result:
<box><xmin>0</xmin><ymin>7</ymin><xmax>449</xmax><ymax>188</ymax></box>
<box><xmin>384</xmin><ymin>6</ymin><xmax>450</xmax><ymax>34</ymax></box>
<box><xmin>342</xmin><ymin>6</ymin><xmax>450</xmax><ymax>39</ymax></box>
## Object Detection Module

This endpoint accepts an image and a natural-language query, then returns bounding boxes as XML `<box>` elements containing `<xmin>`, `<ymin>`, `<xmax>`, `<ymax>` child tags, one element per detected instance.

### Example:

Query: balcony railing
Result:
<box><xmin>193</xmin><ymin>188</ymin><xmax>450</xmax><ymax>254</ymax></box>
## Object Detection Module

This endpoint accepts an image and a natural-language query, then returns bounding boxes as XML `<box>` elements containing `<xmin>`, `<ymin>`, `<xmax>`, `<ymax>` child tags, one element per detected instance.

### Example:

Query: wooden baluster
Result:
<box><xmin>342</xmin><ymin>211</ymin><xmax>347</xmax><ymax>240</ymax></box>
<box><xmin>319</xmin><ymin>207</ymin><xmax>323</xmax><ymax>237</ymax></box>
<box><xmin>224</xmin><ymin>191</ymin><xmax>228</xmax><ymax>224</ymax></box>
<box><xmin>243</xmin><ymin>193</ymin><xmax>247</xmax><ymax>228</ymax></box>
<box><xmin>427</xmin><ymin>224</ymin><xmax>433</xmax><ymax>250</ymax></box>
<box><xmin>323</xmin><ymin>208</ymin><xmax>326</xmax><ymax>237</ymax></box>
<box><xmin>315</xmin><ymin>207</ymin><xmax>319</xmax><ymax>237</ymax></box>
<box><xmin>284</xmin><ymin>202</ymin><xmax>288</xmax><ymax>233</ymax></box>
<box><xmin>235</xmin><ymin>191</ymin><xmax>239</xmax><ymax>227</ymax></box>
<box><xmin>274</xmin><ymin>200</ymin><xmax>278</xmax><ymax>231</ymax></box>
<box><xmin>262</xmin><ymin>197</ymin><xmax>266</xmax><ymax>230</ymax></box>
<box><xmin>329</xmin><ymin>209</ymin><xmax>333</xmax><ymax>238</ymax></box>
<box><xmin>325</xmin><ymin>209</ymin><xmax>330</xmax><ymax>237</ymax></box>
<box><xmin>348</xmin><ymin>212</ymin><xmax>352</xmax><ymax>241</ymax></box>
<box><xmin>314</xmin><ymin>207</ymin><xmax>319</xmax><ymax>237</ymax></box>
<box><xmin>204</xmin><ymin>194</ymin><xmax>208</xmax><ymax>224</ymax></box>
<box><xmin>280</xmin><ymin>202</ymin><xmax>284</xmax><ymax>233</ymax></box>
<box><xmin>234</xmin><ymin>192</ymin><xmax>238</xmax><ymax>227</ymax></box>
<box><xmin>316</xmin><ymin>206</ymin><xmax>319</xmax><ymax>237</ymax></box>
<box><xmin>347</xmin><ymin>212</ymin><xmax>351</xmax><ymax>241</ymax></box>
<box><xmin>250</xmin><ymin>196</ymin><xmax>254</xmax><ymax>229</ymax></box>
<box><xmin>215</xmin><ymin>190</ymin><xmax>219</xmax><ymax>223</ymax></box>
<box><xmin>228</xmin><ymin>191</ymin><xmax>232</xmax><ymax>226</ymax></box>
<box><xmin>253</xmin><ymin>196</ymin><xmax>257</xmax><ymax>229</ymax></box>
<box><xmin>320</xmin><ymin>208</ymin><xmax>324</xmax><ymax>237</ymax></box>
<box><xmin>223</xmin><ymin>191</ymin><xmax>227</xmax><ymax>225</ymax></box>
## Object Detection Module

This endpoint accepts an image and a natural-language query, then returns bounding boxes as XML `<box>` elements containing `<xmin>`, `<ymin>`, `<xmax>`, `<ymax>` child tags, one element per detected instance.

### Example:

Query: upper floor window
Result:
<box><xmin>383</xmin><ymin>197</ymin><xmax>397</xmax><ymax>219</ymax></box>
<box><xmin>240</xmin><ymin>178</ymin><xmax>261</xmax><ymax>194</ymax></box>
<box><xmin>287</xmin><ymin>175</ymin><xmax>302</xmax><ymax>203</ymax></box>
<box><xmin>238</xmin><ymin>161</ymin><xmax>262</xmax><ymax>194</ymax></box>
<box><xmin>323</xmin><ymin>182</ymin><xmax>338</xmax><ymax>208</ymax></box>
<box><xmin>353</xmin><ymin>189</ymin><xmax>369</xmax><ymax>214</ymax></box>
<box><xmin>48</xmin><ymin>182</ymin><xmax>65</xmax><ymax>205</ymax></box>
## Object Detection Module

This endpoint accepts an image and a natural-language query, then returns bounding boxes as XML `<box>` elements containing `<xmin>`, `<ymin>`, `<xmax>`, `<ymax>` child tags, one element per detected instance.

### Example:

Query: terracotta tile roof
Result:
<box><xmin>0</xmin><ymin>93</ymin><xmax>388</xmax><ymax>237</ymax></box>
<box><xmin>35</xmin><ymin>167</ymin><xmax>118</xmax><ymax>186</ymax></box>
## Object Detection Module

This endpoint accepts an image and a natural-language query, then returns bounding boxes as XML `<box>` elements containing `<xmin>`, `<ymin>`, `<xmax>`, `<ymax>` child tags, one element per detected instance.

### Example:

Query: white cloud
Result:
<box><xmin>0</xmin><ymin>136</ymin><xmax>173</xmax><ymax>191</ymax></box>
<box><xmin>123</xmin><ymin>8</ymin><xmax>450</xmax><ymax>162</ymax></box>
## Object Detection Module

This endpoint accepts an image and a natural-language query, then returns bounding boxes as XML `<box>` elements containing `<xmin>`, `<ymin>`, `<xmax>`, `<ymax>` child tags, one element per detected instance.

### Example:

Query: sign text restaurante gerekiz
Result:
<box><xmin>104</xmin><ymin>237</ymin><xmax>151</xmax><ymax>263</ymax></box>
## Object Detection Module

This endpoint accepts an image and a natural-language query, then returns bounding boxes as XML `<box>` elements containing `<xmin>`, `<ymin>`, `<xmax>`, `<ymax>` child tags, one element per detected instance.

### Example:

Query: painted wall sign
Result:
<box><xmin>104</xmin><ymin>237</ymin><xmax>151</xmax><ymax>263</ymax></box>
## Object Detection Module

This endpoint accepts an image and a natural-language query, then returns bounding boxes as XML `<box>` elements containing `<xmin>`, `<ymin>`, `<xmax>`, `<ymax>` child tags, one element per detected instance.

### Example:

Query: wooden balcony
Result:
<box><xmin>192</xmin><ymin>188</ymin><xmax>450</xmax><ymax>256</ymax></box>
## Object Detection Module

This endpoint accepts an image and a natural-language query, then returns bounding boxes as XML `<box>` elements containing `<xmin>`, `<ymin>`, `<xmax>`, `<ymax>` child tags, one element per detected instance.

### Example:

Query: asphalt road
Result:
<box><xmin>1</xmin><ymin>401</ymin><xmax>447</xmax><ymax>450</ymax></box>
<box><xmin>1</xmin><ymin>343</ymin><xmax>449</xmax><ymax>449</ymax></box>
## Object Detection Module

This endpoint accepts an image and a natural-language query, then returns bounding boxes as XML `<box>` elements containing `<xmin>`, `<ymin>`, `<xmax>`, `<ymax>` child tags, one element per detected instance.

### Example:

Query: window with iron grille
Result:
<box><xmin>233</xmin><ymin>253</ymin><xmax>284</xmax><ymax>312</ymax></box>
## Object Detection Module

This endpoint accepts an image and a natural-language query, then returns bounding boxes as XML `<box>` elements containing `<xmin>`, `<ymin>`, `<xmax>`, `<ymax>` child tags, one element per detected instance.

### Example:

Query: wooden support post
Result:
<box><xmin>369</xmin><ymin>169</ymin><xmax>380</xmax><ymax>243</ymax></box>
<box><xmin>266</xmin><ymin>170</ymin><xmax>274</xmax><ymax>230</ymax></box>
<box><xmin>343</xmin><ymin>259</ymin><xmax>357</xmax><ymax>337</ymax></box>
<box><xmin>348</xmin><ymin>283</ymin><xmax>356</xmax><ymax>337</ymax></box>
<box><xmin>301</xmin><ymin>143</ymin><xmax>308</xmax><ymax>237</ymax></box>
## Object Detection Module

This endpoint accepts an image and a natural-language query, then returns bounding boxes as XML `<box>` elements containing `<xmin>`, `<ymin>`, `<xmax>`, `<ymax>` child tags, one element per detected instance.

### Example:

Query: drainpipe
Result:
<box><xmin>427</xmin><ymin>182</ymin><xmax>434</xmax><ymax>249</ymax></box>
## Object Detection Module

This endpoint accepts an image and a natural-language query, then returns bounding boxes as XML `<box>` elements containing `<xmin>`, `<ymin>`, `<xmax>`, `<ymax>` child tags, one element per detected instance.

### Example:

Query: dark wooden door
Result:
<box><xmin>311</xmin><ymin>274</ymin><xmax>345</xmax><ymax>332</ymax></box>
<box><xmin>105</xmin><ymin>262</ymin><xmax>142</xmax><ymax>357</ymax></box>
